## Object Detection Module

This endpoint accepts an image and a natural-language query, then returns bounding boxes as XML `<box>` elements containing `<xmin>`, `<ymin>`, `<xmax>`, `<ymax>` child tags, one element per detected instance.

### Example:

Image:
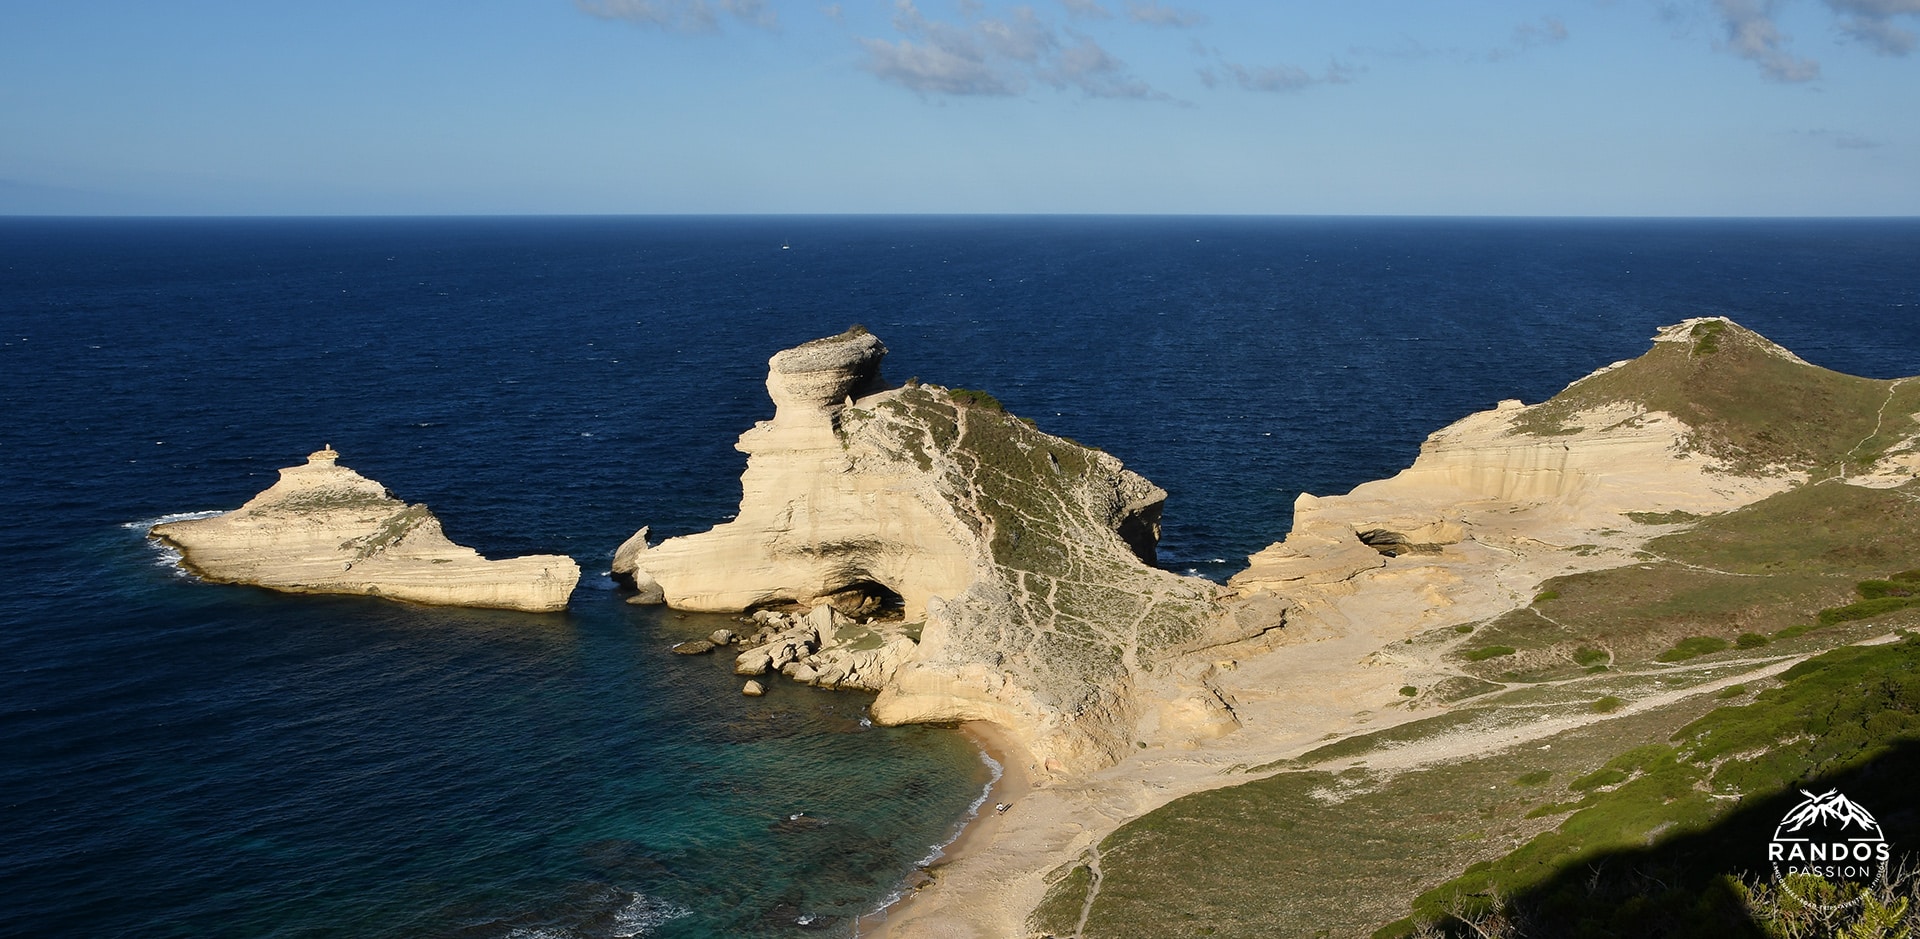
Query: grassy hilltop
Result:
<box><xmin>1027</xmin><ymin>320</ymin><xmax>1920</xmax><ymax>938</ymax></box>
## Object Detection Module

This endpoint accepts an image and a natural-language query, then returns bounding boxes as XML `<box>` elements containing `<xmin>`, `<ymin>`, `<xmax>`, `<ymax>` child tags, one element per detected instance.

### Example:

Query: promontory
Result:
<box><xmin>152</xmin><ymin>447</ymin><xmax>579</xmax><ymax>612</ymax></box>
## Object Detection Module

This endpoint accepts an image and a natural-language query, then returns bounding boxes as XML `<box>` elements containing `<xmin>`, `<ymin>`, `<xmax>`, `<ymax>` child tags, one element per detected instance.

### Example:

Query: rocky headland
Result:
<box><xmin>705</xmin><ymin>317</ymin><xmax>1917</xmax><ymax>938</ymax></box>
<box><xmin>613</xmin><ymin>327</ymin><xmax>1264</xmax><ymax>774</ymax></box>
<box><xmin>152</xmin><ymin>447</ymin><xmax>580</xmax><ymax>612</ymax></box>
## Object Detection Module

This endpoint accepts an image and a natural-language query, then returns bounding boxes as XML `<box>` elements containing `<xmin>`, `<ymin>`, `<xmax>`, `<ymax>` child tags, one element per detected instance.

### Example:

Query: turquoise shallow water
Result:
<box><xmin>4</xmin><ymin>216</ymin><xmax>1919</xmax><ymax>938</ymax></box>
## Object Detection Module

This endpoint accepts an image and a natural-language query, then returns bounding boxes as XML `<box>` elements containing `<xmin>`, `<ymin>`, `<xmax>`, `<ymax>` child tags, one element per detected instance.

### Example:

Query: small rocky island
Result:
<box><xmin>152</xmin><ymin>447</ymin><xmax>579</xmax><ymax>612</ymax></box>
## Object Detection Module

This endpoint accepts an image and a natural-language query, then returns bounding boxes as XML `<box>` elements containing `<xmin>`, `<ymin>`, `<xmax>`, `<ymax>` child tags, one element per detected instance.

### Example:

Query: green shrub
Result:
<box><xmin>1735</xmin><ymin>632</ymin><xmax>1770</xmax><ymax>649</ymax></box>
<box><xmin>1398</xmin><ymin>686</ymin><xmax>1418</xmax><ymax>697</ymax></box>
<box><xmin>1573</xmin><ymin>646</ymin><xmax>1609</xmax><ymax>667</ymax></box>
<box><xmin>1690</xmin><ymin>318</ymin><xmax>1725</xmax><ymax>354</ymax></box>
<box><xmin>1513</xmin><ymin>771</ymin><xmax>1553</xmax><ymax>786</ymax></box>
<box><xmin>947</xmin><ymin>388</ymin><xmax>1006</xmax><ymax>412</ymax></box>
<box><xmin>1818</xmin><ymin>596</ymin><xmax>1915</xmax><ymax>625</ymax></box>
<box><xmin>1717</xmin><ymin>684</ymin><xmax>1747</xmax><ymax>699</ymax></box>
<box><xmin>1533</xmin><ymin>589</ymin><xmax>1561</xmax><ymax>604</ymax></box>
<box><xmin>1891</xmin><ymin>568</ymin><xmax>1920</xmax><ymax>583</ymax></box>
<box><xmin>1569</xmin><ymin>767</ymin><xmax>1630</xmax><ymax>791</ymax></box>
<box><xmin>1454</xmin><ymin>624</ymin><xmax>1475</xmax><ymax>634</ymax></box>
<box><xmin>1775</xmin><ymin>624</ymin><xmax>1813</xmax><ymax>639</ymax></box>
<box><xmin>1657</xmin><ymin>636</ymin><xmax>1730</xmax><ymax>662</ymax></box>
<box><xmin>1591</xmin><ymin>696</ymin><xmax>1626</xmax><ymax>714</ymax></box>
<box><xmin>1857</xmin><ymin>579</ymin><xmax>1916</xmax><ymax>600</ymax></box>
<box><xmin>1626</xmin><ymin>509</ymin><xmax>1703</xmax><ymax>525</ymax></box>
<box><xmin>1463</xmin><ymin>645</ymin><xmax>1517</xmax><ymax>662</ymax></box>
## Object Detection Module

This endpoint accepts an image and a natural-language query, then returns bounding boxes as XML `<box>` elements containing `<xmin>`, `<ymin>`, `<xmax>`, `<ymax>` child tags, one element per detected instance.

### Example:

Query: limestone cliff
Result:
<box><xmin>614</xmin><ymin>328</ymin><xmax>1236</xmax><ymax>772</ymax></box>
<box><xmin>152</xmin><ymin>447</ymin><xmax>579</xmax><ymax>612</ymax></box>
<box><xmin>1233</xmin><ymin>315</ymin><xmax>1910</xmax><ymax>613</ymax></box>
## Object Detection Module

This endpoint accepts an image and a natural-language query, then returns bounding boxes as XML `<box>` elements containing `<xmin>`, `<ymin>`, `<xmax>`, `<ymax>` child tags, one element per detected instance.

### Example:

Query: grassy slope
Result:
<box><xmin>1028</xmin><ymin>322</ymin><xmax>1920</xmax><ymax>937</ymax></box>
<box><xmin>1507</xmin><ymin>319</ymin><xmax>1916</xmax><ymax>476</ymax></box>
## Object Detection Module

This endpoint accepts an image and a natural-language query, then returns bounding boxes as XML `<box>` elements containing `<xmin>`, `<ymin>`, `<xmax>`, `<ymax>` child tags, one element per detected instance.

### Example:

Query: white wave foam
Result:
<box><xmin>122</xmin><ymin>509</ymin><xmax>224</xmax><ymax>531</ymax></box>
<box><xmin>504</xmin><ymin>929</ymin><xmax>573</xmax><ymax>939</ymax></box>
<box><xmin>916</xmin><ymin>747</ymin><xmax>1003</xmax><ymax>867</ymax></box>
<box><xmin>125</xmin><ymin>511</ymin><xmax>223</xmax><ymax>577</ymax></box>
<box><xmin>611</xmin><ymin>891</ymin><xmax>690</xmax><ymax>938</ymax></box>
<box><xmin>862</xmin><ymin>742</ymin><xmax>1010</xmax><ymax>924</ymax></box>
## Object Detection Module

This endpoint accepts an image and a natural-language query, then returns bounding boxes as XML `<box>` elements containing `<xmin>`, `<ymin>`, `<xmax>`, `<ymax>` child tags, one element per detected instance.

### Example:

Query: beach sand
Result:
<box><xmin>858</xmin><ymin>721</ymin><xmax>1037</xmax><ymax>938</ymax></box>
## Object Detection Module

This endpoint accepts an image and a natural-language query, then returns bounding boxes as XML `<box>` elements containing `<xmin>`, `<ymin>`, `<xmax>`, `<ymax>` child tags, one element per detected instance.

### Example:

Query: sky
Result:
<box><xmin>1</xmin><ymin>0</ymin><xmax>1916</xmax><ymax>216</ymax></box>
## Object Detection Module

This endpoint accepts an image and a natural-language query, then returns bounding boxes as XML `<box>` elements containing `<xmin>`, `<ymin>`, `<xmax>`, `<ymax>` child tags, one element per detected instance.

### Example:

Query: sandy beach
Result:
<box><xmin>859</xmin><ymin>721</ymin><xmax>1036</xmax><ymax>938</ymax></box>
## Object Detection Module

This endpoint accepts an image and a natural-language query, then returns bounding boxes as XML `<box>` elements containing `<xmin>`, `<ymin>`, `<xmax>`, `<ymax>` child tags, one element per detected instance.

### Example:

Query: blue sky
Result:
<box><xmin>2</xmin><ymin>0</ymin><xmax>1916</xmax><ymax>215</ymax></box>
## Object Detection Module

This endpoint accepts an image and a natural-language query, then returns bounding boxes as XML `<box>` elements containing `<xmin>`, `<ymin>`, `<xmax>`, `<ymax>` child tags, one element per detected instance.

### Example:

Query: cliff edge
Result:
<box><xmin>614</xmin><ymin>328</ymin><xmax>1246</xmax><ymax>773</ymax></box>
<box><xmin>152</xmin><ymin>447</ymin><xmax>580</xmax><ymax>613</ymax></box>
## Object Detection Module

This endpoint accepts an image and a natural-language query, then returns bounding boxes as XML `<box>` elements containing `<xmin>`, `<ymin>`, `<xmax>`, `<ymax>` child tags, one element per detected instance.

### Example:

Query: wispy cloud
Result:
<box><xmin>1826</xmin><ymin>0</ymin><xmax>1920</xmax><ymax>55</ymax></box>
<box><xmin>1800</xmin><ymin>127</ymin><xmax>1890</xmax><ymax>148</ymax></box>
<box><xmin>1125</xmin><ymin>1</ymin><xmax>1206</xmax><ymax>28</ymax></box>
<box><xmin>1198</xmin><ymin>56</ymin><xmax>1356</xmax><ymax>93</ymax></box>
<box><xmin>1710</xmin><ymin>0</ymin><xmax>1821</xmax><ymax>81</ymax></box>
<box><xmin>856</xmin><ymin>0</ymin><xmax>1167</xmax><ymax>99</ymax></box>
<box><xmin>1483</xmin><ymin>14</ymin><xmax>1571</xmax><ymax>61</ymax></box>
<box><xmin>574</xmin><ymin>0</ymin><xmax>777</xmax><ymax>33</ymax></box>
<box><xmin>1058</xmin><ymin>0</ymin><xmax>1111</xmax><ymax>19</ymax></box>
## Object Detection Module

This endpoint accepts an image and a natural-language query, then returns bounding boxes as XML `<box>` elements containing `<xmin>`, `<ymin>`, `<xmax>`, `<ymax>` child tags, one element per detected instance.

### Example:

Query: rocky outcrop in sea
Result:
<box><xmin>152</xmin><ymin>447</ymin><xmax>579</xmax><ymax>612</ymax></box>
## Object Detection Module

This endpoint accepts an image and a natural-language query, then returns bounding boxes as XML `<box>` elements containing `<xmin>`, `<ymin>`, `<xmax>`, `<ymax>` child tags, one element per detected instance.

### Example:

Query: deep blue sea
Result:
<box><xmin>3</xmin><ymin>216</ymin><xmax>1919</xmax><ymax>938</ymax></box>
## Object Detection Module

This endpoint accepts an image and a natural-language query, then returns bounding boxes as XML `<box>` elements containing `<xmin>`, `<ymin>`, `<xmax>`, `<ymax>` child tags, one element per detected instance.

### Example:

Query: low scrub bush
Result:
<box><xmin>1657</xmin><ymin>636</ymin><xmax>1731</xmax><ymax>662</ymax></box>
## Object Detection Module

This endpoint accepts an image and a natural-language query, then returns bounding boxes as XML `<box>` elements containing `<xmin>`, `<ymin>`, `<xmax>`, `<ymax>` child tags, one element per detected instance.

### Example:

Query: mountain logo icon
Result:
<box><xmin>1767</xmin><ymin>788</ymin><xmax>1892</xmax><ymax>913</ymax></box>
<box><xmin>1773</xmin><ymin>789</ymin><xmax>1886</xmax><ymax>843</ymax></box>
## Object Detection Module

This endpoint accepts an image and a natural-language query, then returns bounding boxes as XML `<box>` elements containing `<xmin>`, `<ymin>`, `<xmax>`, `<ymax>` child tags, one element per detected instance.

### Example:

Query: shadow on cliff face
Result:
<box><xmin>1407</xmin><ymin>738</ymin><xmax>1920</xmax><ymax>939</ymax></box>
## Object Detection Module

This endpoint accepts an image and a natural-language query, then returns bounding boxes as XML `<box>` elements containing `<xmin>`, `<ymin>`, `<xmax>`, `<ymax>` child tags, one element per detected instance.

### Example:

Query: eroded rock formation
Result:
<box><xmin>614</xmin><ymin>328</ymin><xmax>1245</xmax><ymax>772</ymax></box>
<box><xmin>152</xmin><ymin>447</ymin><xmax>579</xmax><ymax>612</ymax></box>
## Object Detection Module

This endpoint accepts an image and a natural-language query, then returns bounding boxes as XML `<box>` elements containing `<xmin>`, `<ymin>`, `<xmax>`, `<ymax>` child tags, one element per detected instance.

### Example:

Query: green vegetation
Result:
<box><xmin>1657</xmin><ymin>635</ymin><xmax>1731</xmax><ymax>662</ymax></box>
<box><xmin>1034</xmin><ymin>685</ymin><xmax>1734</xmax><ymax>937</ymax></box>
<box><xmin>1567</xmin><ymin>766</ymin><xmax>1629</xmax><ymax>791</ymax></box>
<box><xmin>1399</xmin><ymin>686</ymin><xmax>1418</xmax><ymax>697</ymax></box>
<box><xmin>340</xmin><ymin>504</ymin><xmax>433</xmax><ymax>560</ymax></box>
<box><xmin>871</xmin><ymin>382</ymin><xmax>1218</xmax><ymax>731</ymax></box>
<box><xmin>1504</xmin><ymin>318</ymin><xmax>1911</xmax><ymax>474</ymax></box>
<box><xmin>1021</xmin><ymin>331</ymin><xmax>1920</xmax><ymax>938</ymax></box>
<box><xmin>1689</xmin><ymin>317</ymin><xmax>1726</xmax><ymax>355</ymax></box>
<box><xmin>946</xmin><ymin>387</ymin><xmax>1006</xmax><ymax>412</ymax></box>
<box><xmin>277</xmin><ymin>488</ymin><xmax>399</xmax><ymax>513</ymax></box>
<box><xmin>1394</xmin><ymin>636</ymin><xmax>1920</xmax><ymax>936</ymax></box>
<box><xmin>1462</xmin><ymin>645</ymin><xmax>1517</xmax><ymax>662</ymax></box>
<box><xmin>1820</xmin><ymin>595</ymin><xmax>1919</xmax><ymax>624</ymax></box>
<box><xmin>1626</xmin><ymin>509</ymin><xmax>1703</xmax><ymax>525</ymax></box>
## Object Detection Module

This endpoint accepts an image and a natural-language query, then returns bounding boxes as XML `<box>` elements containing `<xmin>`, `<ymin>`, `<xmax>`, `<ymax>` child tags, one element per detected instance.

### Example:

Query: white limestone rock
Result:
<box><xmin>614</xmin><ymin>328</ymin><xmax>1235</xmax><ymax>773</ymax></box>
<box><xmin>151</xmin><ymin>446</ymin><xmax>579</xmax><ymax>613</ymax></box>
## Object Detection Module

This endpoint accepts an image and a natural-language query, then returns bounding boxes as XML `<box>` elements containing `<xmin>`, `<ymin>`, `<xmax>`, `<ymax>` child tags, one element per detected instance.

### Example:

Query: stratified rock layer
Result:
<box><xmin>614</xmin><ymin>329</ymin><xmax>1236</xmax><ymax>772</ymax></box>
<box><xmin>153</xmin><ymin>447</ymin><xmax>579</xmax><ymax>612</ymax></box>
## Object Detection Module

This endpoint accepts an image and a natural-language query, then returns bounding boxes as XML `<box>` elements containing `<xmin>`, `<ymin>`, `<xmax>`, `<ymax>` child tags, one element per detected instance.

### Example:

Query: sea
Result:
<box><xmin>3</xmin><ymin>216</ymin><xmax>1919</xmax><ymax>939</ymax></box>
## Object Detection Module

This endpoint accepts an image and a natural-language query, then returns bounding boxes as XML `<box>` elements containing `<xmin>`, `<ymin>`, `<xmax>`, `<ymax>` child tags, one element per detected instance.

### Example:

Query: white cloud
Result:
<box><xmin>856</xmin><ymin>0</ymin><xmax>1167</xmax><ymax>99</ymax></box>
<box><xmin>1825</xmin><ymin>0</ymin><xmax>1920</xmax><ymax>54</ymax></box>
<box><xmin>858</xmin><ymin>35</ymin><xmax>1025</xmax><ymax>94</ymax></box>
<box><xmin>1712</xmin><ymin>0</ymin><xmax>1821</xmax><ymax>82</ymax></box>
